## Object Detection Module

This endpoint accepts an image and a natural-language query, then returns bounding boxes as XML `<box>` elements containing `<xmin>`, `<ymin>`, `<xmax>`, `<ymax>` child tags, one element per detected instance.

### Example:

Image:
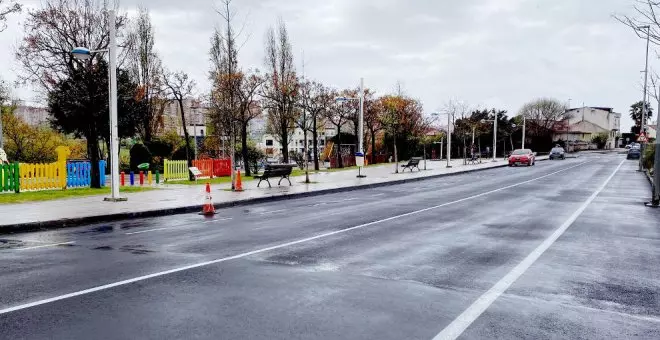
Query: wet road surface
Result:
<box><xmin>1</xmin><ymin>153</ymin><xmax>659</xmax><ymax>339</ymax></box>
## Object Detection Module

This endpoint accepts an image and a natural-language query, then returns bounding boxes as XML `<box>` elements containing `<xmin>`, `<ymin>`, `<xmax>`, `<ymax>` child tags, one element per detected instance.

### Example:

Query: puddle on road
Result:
<box><xmin>93</xmin><ymin>246</ymin><xmax>113</xmax><ymax>251</ymax></box>
<box><xmin>76</xmin><ymin>225</ymin><xmax>115</xmax><ymax>235</ymax></box>
<box><xmin>0</xmin><ymin>239</ymin><xmax>26</xmax><ymax>249</ymax></box>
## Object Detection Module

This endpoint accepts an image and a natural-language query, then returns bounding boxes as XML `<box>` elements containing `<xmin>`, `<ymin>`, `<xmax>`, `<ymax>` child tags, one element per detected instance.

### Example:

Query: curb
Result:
<box><xmin>0</xmin><ymin>158</ymin><xmax>549</xmax><ymax>234</ymax></box>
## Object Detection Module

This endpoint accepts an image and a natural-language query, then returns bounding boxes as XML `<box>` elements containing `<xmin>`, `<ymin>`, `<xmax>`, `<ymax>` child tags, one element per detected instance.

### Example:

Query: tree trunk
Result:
<box><xmin>241</xmin><ymin>123</ymin><xmax>250</xmax><ymax>176</ymax></box>
<box><xmin>370</xmin><ymin>129</ymin><xmax>376</xmax><ymax>165</ymax></box>
<box><xmin>178</xmin><ymin>99</ymin><xmax>194</xmax><ymax>180</ymax></box>
<box><xmin>281</xmin><ymin>122</ymin><xmax>289</xmax><ymax>163</ymax></box>
<box><xmin>394</xmin><ymin>133</ymin><xmax>398</xmax><ymax>173</ymax></box>
<box><xmin>336</xmin><ymin>126</ymin><xmax>343</xmax><ymax>168</ymax></box>
<box><xmin>312</xmin><ymin>125</ymin><xmax>319</xmax><ymax>171</ymax></box>
<box><xmin>88</xmin><ymin>134</ymin><xmax>101</xmax><ymax>189</ymax></box>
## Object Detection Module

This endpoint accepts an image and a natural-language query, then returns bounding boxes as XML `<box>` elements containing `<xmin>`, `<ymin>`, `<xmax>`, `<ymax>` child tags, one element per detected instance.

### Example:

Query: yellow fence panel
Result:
<box><xmin>19</xmin><ymin>161</ymin><xmax>66</xmax><ymax>191</ymax></box>
<box><xmin>164</xmin><ymin>159</ymin><xmax>188</xmax><ymax>182</ymax></box>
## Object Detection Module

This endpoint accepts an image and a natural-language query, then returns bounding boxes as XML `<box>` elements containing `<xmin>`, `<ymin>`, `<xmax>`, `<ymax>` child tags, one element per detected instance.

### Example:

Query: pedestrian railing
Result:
<box><xmin>0</xmin><ymin>162</ymin><xmax>20</xmax><ymax>193</ymax></box>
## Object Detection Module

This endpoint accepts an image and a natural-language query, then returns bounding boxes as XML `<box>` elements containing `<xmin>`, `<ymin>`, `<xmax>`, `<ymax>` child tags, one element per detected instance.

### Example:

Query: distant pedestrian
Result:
<box><xmin>486</xmin><ymin>146</ymin><xmax>490</xmax><ymax>157</ymax></box>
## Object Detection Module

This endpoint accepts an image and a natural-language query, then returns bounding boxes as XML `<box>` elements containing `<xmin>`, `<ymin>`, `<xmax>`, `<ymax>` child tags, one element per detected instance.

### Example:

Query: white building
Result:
<box><xmin>553</xmin><ymin>107</ymin><xmax>621</xmax><ymax>149</ymax></box>
<box><xmin>163</xmin><ymin>98</ymin><xmax>208</xmax><ymax>138</ymax></box>
<box><xmin>13</xmin><ymin>101</ymin><xmax>50</xmax><ymax>126</ymax></box>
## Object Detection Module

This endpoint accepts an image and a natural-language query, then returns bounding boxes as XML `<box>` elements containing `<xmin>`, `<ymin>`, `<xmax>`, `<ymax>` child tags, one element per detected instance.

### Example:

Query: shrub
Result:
<box><xmin>591</xmin><ymin>133</ymin><xmax>609</xmax><ymax>149</ymax></box>
<box><xmin>643</xmin><ymin>143</ymin><xmax>656</xmax><ymax>170</ymax></box>
<box><xmin>290</xmin><ymin>151</ymin><xmax>305</xmax><ymax>170</ymax></box>
<box><xmin>129</xmin><ymin>143</ymin><xmax>152</xmax><ymax>171</ymax></box>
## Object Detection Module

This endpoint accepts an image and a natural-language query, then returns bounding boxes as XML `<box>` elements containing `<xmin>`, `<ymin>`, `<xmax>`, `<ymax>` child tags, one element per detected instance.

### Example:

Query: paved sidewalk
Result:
<box><xmin>0</xmin><ymin>157</ymin><xmax>547</xmax><ymax>231</ymax></box>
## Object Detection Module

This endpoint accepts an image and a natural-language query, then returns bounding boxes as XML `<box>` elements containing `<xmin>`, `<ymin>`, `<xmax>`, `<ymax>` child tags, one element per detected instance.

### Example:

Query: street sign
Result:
<box><xmin>638</xmin><ymin>132</ymin><xmax>648</xmax><ymax>143</ymax></box>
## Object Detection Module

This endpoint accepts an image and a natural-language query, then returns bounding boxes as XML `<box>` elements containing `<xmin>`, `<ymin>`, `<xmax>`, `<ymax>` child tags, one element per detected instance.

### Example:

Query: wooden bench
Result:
<box><xmin>401</xmin><ymin>157</ymin><xmax>422</xmax><ymax>172</ymax></box>
<box><xmin>254</xmin><ymin>164</ymin><xmax>294</xmax><ymax>188</ymax></box>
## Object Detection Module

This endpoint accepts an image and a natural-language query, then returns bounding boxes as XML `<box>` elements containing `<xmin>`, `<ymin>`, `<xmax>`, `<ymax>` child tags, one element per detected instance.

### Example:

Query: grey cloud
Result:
<box><xmin>1</xmin><ymin>0</ymin><xmax>649</xmax><ymax>131</ymax></box>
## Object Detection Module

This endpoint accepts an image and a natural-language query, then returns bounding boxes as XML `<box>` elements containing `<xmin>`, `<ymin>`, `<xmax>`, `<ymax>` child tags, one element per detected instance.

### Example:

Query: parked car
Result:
<box><xmin>508</xmin><ymin>149</ymin><xmax>535</xmax><ymax>166</ymax></box>
<box><xmin>549</xmin><ymin>146</ymin><xmax>565</xmax><ymax>160</ymax></box>
<box><xmin>627</xmin><ymin>148</ymin><xmax>642</xmax><ymax>160</ymax></box>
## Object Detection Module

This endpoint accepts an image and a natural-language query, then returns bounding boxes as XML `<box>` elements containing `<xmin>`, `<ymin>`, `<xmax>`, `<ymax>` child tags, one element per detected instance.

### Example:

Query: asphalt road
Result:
<box><xmin>1</xmin><ymin>153</ymin><xmax>659</xmax><ymax>340</ymax></box>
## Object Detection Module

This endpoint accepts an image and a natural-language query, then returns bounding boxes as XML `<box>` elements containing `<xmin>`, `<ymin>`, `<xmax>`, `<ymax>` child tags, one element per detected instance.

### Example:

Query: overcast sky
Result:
<box><xmin>0</xmin><ymin>0</ymin><xmax>651</xmax><ymax>132</ymax></box>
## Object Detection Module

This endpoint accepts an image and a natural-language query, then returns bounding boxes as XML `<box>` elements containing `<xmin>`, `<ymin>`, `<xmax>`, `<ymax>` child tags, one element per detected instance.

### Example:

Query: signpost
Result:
<box><xmin>189</xmin><ymin>167</ymin><xmax>202</xmax><ymax>181</ymax></box>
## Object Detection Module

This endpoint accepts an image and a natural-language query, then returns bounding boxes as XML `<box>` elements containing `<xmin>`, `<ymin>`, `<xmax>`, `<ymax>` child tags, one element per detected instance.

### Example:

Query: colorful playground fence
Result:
<box><xmin>19</xmin><ymin>161</ymin><xmax>67</xmax><ymax>191</ymax></box>
<box><xmin>163</xmin><ymin>158</ymin><xmax>231</xmax><ymax>182</ymax></box>
<box><xmin>163</xmin><ymin>159</ymin><xmax>188</xmax><ymax>182</ymax></box>
<box><xmin>0</xmin><ymin>162</ymin><xmax>20</xmax><ymax>193</ymax></box>
<box><xmin>212</xmin><ymin>159</ymin><xmax>231</xmax><ymax>177</ymax></box>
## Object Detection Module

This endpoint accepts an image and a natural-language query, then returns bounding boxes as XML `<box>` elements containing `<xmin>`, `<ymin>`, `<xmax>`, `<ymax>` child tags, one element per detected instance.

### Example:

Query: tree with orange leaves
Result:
<box><xmin>379</xmin><ymin>95</ymin><xmax>424</xmax><ymax>173</ymax></box>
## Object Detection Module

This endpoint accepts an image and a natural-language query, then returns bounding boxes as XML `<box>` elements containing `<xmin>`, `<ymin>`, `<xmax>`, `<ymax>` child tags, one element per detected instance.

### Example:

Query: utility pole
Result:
<box><xmin>640</xmin><ymin>25</ymin><xmax>651</xmax><ymax>171</ymax></box>
<box><xmin>492</xmin><ymin>111</ymin><xmax>498</xmax><ymax>162</ymax></box>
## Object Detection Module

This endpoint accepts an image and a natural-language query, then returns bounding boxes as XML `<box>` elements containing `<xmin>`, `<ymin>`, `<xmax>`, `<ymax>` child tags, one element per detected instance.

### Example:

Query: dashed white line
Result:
<box><xmin>431</xmin><ymin>159</ymin><xmax>623</xmax><ymax>340</ymax></box>
<box><xmin>15</xmin><ymin>242</ymin><xmax>75</xmax><ymax>251</ymax></box>
<box><xmin>0</xmin><ymin>162</ymin><xmax>588</xmax><ymax>316</ymax></box>
<box><xmin>258</xmin><ymin>209</ymin><xmax>286</xmax><ymax>215</ymax></box>
<box><xmin>203</xmin><ymin>218</ymin><xmax>233</xmax><ymax>223</ymax></box>
<box><xmin>125</xmin><ymin>228</ymin><xmax>170</xmax><ymax>235</ymax></box>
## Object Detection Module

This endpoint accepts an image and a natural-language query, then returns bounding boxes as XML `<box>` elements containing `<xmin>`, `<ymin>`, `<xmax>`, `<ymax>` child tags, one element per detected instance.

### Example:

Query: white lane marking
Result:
<box><xmin>371</xmin><ymin>193</ymin><xmax>386</xmax><ymax>197</ymax></box>
<box><xmin>125</xmin><ymin>228</ymin><xmax>170</xmax><ymax>235</ymax></box>
<box><xmin>15</xmin><ymin>242</ymin><xmax>75</xmax><ymax>251</ymax></box>
<box><xmin>432</xmin><ymin>159</ymin><xmax>624</xmax><ymax>340</ymax></box>
<box><xmin>203</xmin><ymin>218</ymin><xmax>233</xmax><ymax>224</ymax></box>
<box><xmin>126</xmin><ymin>218</ymin><xmax>234</xmax><ymax>233</ymax></box>
<box><xmin>258</xmin><ymin>209</ymin><xmax>286</xmax><ymax>215</ymax></box>
<box><xmin>0</xmin><ymin>162</ymin><xmax>588</xmax><ymax>316</ymax></box>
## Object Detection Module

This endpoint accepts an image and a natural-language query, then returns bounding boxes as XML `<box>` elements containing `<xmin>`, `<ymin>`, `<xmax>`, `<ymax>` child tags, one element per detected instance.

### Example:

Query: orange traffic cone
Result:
<box><xmin>202</xmin><ymin>183</ymin><xmax>215</xmax><ymax>216</ymax></box>
<box><xmin>235</xmin><ymin>169</ymin><xmax>244</xmax><ymax>192</ymax></box>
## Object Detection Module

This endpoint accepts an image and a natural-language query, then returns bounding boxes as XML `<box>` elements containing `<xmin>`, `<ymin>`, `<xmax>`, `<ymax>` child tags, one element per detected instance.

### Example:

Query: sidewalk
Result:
<box><xmin>0</xmin><ymin>157</ymin><xmax>547</xmax><ymax>231</ymax></box>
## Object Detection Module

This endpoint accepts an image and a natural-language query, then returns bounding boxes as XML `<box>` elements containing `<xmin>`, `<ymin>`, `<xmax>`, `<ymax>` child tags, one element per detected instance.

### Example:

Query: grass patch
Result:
<box><xmin>0</xmin><ymin>186</ymin><xmax>154</xmax><ymax>204</ymax></box>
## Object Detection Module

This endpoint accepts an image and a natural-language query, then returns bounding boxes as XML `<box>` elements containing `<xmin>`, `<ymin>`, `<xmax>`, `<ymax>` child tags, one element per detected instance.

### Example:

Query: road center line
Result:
<box><xmin>431</xmin><ymin>159</ymin><xmax>624</xmax><ymax>340</ymax></box>
<box><xmin>258</xmin><ymin>209</ymin><xmax>286</xmax><ymax>215</ymax></box>
<box><xmin>14</xmin><ymin>242</ymin><xmax>75</xmax><ymax>251</ymax></box>
<box><xmin>0</xmin><ymin>161</ymin><xmax>588</xmax><ymax>316</ymax></box>
<box><xmin>125</xmin><ymin>228</ymin><xmax>170</xmax><ymax>235</ymax></box>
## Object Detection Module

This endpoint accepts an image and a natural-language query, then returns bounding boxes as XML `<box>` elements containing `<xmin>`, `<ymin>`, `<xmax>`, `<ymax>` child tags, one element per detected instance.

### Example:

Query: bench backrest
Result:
<box><xmin>407</xmin><ymin>157</ymin><xmax>422</xmax><ymax>165</ymax></box>
<box><xmin>263</xmin><ymin>164</ymin><xmax>294</xmax><ymax>176</ymax></box>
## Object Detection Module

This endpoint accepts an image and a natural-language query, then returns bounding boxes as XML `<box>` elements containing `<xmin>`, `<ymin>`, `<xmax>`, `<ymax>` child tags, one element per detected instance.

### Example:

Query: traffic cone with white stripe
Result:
<box><xmin>235</xmin><ymin>169</ymin><xmax>244</xmax><ymax>192</ymax></box>
<box><xmin>202</xmin><ymin>183</ymin><xmax>215</xmax><ymax>216</ymax></box>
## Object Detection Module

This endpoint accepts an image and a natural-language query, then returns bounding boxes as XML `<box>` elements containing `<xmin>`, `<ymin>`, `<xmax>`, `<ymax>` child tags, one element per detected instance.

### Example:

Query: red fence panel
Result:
<box><xmin>212</xmin><ymin>159</ymin><xmax>231</xmax><ymax>177</ymax></box>
<box><xmin>192</xmin><ymin>159</ymin><xmax>214</xmax><ymax>178</ymax></box>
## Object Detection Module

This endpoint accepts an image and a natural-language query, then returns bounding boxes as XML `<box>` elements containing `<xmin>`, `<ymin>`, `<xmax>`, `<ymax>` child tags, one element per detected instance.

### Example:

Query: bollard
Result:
<box><xmin>139</xmin><ymin>171</ymin><xmax>144</xmax><ymax>185</ymax></box>
<box><xmin>120</xmin><ymin>172</ymin><xmax>125</xmax><ymax>186</ymax></box>
<box><xmin>148</xmin><ymin>171</ymin><xmax>153</xmax><ymax>185</ymax></box>
<box><xmin>155</xmin><ymin>170</ymin><xmax>160</xmax><ymax>184</ymax></box>
<box><xmin>130</xmin><ymin>171</ymin><xmax>135</xmax><ymax>186</ymax></box>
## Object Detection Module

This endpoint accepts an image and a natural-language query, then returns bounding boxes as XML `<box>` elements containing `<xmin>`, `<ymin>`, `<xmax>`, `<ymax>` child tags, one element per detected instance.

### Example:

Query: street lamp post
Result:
<box><xmin>71</xmin><ymin>9</ymin><xmax>124</xmax><ymax>202</ymax></box>
<box><xmin>522</xmin><ymin>115</ymin><xmax>526</xmax><ymax>149</ymax></box>
<box><xmin>432</xmin><ymin>112</ymin><xmax>452</xmax><ymax>168</ymax></box>
<box><xmin>335</xmin><ymin>78</ymin><xmax>365</xmax><ymax>178</ymax></box>
<box><xmin>640</xmin><ymin>25</ymin><xmax>651</xmax><ymax>171</ymax></box>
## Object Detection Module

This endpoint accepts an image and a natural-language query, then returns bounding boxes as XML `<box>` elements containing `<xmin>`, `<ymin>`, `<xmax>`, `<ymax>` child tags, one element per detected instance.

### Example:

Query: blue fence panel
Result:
<box><xmin>67</xmin><ymin>161</ymin><xmax>92</xmax><ymax>188</ymax></box>
<box><xmin>99</xmin><ymin>160</ymin><xmax>106</xmax><ymax>187</ymax></box>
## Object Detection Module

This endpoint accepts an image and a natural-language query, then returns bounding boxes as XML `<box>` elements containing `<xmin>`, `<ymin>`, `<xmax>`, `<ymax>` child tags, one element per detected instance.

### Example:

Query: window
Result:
<box><xmin>266</xmin><ymin>139</ymin><xmax>273</xmax><ymax>146</ymax></box>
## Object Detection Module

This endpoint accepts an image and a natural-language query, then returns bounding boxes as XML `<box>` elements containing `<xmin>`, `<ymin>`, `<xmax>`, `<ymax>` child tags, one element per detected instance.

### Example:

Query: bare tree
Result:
<box><xmin>164</xmin><ymin>70</ymin><xmax>195</xmax><ymax>179</ymax></box>
<box><xmin>615</xmin><ymin>1</ymin><xmax>660</xmax><ymax>46</ymax></box>
<box><xmin>261</xmin><ymin>18</ymin><xmax>298</xmax><ymax>163</ymax></box>
<box><xmin>443</xmin><ymin>99</ymin><xmax>471</xmax><ymax>159</ymax></box>
<box><xmin>298</xmin><ymin>80</ymin><xmax>332</xmax><ymax>170</ymax></box>
<box><xmin>125</xmin><ymin>6</ymin><xmax>164</xmax><ymax>142</ymax></box>
<box><xmin>518</xmin><ymin>98</ymin><xmax>569</xmax><ymax>136</ymax></box>
<box><xmin>235</xmin><ymin>71</ymin><xmax>264</xmax><ymax>176</ymax></box>
<box><xmin>325</xmin><ymin>89</ymin><xmax>352</xmax><ymax>168</ymax></box>
<box><xmin>0</xmin><ymin>0</ymin><xmax>21</xmax><ymax>32</ymax></box>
